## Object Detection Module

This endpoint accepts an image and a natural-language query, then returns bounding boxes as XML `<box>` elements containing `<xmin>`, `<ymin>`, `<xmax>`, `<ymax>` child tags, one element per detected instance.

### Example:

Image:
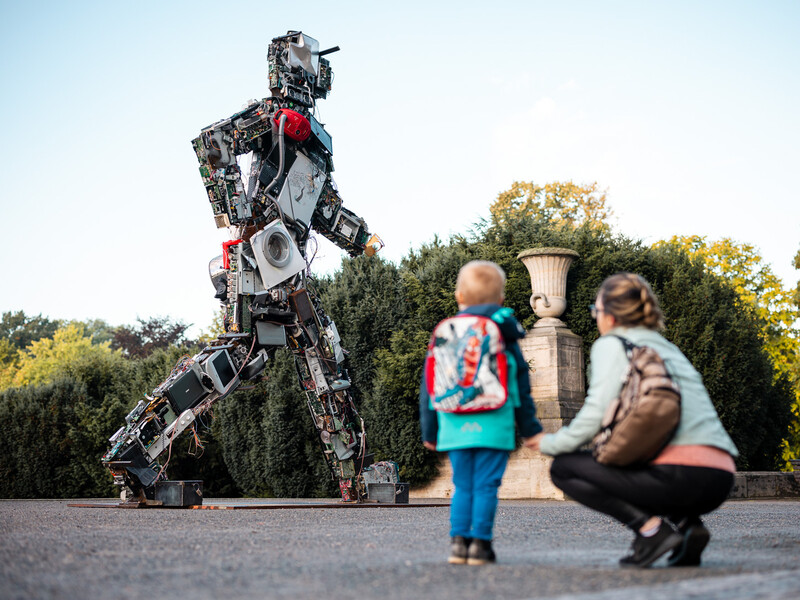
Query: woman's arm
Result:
<box><xmin>538</xmin><ymin>334</ymin><xmax>629</xmax><ymax>455</ymax></box>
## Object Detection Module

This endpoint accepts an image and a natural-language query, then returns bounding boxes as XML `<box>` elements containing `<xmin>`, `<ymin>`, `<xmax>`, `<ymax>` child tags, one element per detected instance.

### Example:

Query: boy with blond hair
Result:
<box><xmin>420</xmin><ymin>260</ymin><xmax>542</xmax><ymax>564</ymax></box>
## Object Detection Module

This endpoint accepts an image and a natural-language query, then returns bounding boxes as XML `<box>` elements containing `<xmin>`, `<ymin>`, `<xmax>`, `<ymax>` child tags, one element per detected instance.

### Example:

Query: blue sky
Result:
<box><xmin>1</xmin><ymin>1</ymin><xmax>798</xmax><ymax>336</ymax></box>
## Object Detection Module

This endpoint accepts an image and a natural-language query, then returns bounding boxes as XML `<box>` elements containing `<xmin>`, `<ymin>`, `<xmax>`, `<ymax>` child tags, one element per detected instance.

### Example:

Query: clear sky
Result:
<box><xmin>1</xmin><ymin>1</ymin><xmax>798</xmax><ymax>337</ymax></box>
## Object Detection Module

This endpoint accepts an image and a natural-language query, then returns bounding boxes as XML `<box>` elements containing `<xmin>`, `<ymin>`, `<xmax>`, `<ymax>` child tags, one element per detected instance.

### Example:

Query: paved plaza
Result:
<box><xmin>1</xmin><ymin>498</ymin><xmax>799</xmax><ymax>600</ymax></box>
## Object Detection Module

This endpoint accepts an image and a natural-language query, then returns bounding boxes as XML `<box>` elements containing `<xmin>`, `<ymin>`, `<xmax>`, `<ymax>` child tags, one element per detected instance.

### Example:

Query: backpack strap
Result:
<box><xmin>610</xmin><ymin>334</ymin><xmax>637</xmax><ymax>360</ymax></box>
<box><xmin>610</xmin><ymin>334</ymin><xmax>677</xmax><ymax>381</ymax></box>
<box><xmin>490</xmin><ymin>307</ymin><xmax>525</xmax><ymax>340</ymax></box>
<box><xmin>489</xmin><ymin>307</ymin><xmax>513</xmax><ymax>325</ymax></box>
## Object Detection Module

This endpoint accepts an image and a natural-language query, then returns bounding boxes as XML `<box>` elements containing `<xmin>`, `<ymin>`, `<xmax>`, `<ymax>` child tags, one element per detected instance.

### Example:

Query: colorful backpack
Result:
<box><xmin>425</xmin><ymin>314</ymin><xmax>509</xmax><ymax>413</ymax></box>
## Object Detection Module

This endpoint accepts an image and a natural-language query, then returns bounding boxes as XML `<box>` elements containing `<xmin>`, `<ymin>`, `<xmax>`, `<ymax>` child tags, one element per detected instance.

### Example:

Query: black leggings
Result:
<box><xmin>550</xmin><ymin>452</ymin><xmax>734</xmax><ymax>531</ymax></box>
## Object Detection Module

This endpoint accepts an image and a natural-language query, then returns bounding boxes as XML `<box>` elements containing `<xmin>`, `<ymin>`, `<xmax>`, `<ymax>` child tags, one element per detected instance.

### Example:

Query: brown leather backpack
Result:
<box><xmin>592</xmin><ymin>336</ymin><xmax>681</xmax><ymax>467</ymax></box>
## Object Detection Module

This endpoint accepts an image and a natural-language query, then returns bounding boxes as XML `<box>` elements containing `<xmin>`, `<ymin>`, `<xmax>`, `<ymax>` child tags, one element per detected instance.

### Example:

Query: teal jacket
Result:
<box><xmin>419</xmin><ymin>304</ymin><xmax>542</xmax><ymax>452</ymax></box>
<box><xmin>539</xmin><ymin>326</ymin><xmax>739</xmax><ymax>458</ymax></box>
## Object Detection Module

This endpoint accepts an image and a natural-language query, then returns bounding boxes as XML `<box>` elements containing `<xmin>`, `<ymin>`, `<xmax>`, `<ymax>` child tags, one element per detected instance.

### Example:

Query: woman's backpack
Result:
<box><xmin>592</xmin><ymin>336</ymin><xmax>681</xmax><ymax>466</ymax></box>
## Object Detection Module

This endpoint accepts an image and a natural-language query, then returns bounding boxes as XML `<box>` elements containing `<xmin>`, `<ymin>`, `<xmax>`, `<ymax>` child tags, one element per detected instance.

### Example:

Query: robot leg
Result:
<box><xmin>102</xmin><ymin>334</ymin><xmax>262</xmax><ymax>505</ymax></box>
<box><xmin>285</xmin><ymin>287</ymin><xmax>368</xmax><ymax>501</ymax></box>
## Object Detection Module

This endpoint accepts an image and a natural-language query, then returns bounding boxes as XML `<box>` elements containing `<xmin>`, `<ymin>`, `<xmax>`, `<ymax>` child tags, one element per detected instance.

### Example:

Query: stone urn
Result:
<box><xmin>517</xmin><ymin>248</ymin><xmax>579</xmax><ymax>328</ymax></box>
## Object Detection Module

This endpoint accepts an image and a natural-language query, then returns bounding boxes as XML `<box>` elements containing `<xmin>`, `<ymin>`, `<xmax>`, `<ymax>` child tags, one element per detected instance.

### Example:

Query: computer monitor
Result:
<box><xmin>204</xmin><ymin>349</ymin><xmax>240</xmax><ymax>394</ymax></box>
<box><xmin>165</xmin><ymin>364</ymin><xmax>210</xmax><ymax>414</ymax></box>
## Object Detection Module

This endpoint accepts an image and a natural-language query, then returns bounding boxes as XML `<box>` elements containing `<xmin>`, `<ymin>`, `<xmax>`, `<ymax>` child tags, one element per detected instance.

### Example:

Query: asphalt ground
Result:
<box><xmin>1</xmin><ymin>498</ymin><xmax>799</xmax><ymax>600</ymax></box>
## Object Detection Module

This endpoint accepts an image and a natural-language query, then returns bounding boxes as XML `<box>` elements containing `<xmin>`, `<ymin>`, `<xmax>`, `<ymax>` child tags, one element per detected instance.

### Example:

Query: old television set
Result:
<box><xmin>165</xmin><ymin>363</ymin><xmax>211</xmax><ymax>414</ymax></box>
<box><xmin>204</xmin><ymin>349</ymin><xmax>239</xmax><ymax>395</ymax></box>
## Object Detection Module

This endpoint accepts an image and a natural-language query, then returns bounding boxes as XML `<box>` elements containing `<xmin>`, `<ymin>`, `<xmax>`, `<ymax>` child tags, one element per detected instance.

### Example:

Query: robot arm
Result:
<box><xmin>311</xmin><ymin>180</ymin><xmax>383</xmax><ymax>257</ymax></box>
<box><xmin>192</xmin><ymin>101</ymin><xmax>275</xmax><ymax>230</ymax></box>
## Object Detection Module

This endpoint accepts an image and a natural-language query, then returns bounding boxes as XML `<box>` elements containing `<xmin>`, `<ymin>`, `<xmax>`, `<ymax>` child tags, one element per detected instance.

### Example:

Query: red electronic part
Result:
<box><xmin>273</xmin><ymin>108</ymin><xmax>311</xmax><ymax>141</ymax></box>
<box><xmin>222</xmin><ymin>239</ymin><xmax>243</xmax><ymax>269</ymax></box>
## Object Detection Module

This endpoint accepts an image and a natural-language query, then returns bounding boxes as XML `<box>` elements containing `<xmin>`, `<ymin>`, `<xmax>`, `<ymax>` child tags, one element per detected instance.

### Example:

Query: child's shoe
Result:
<box><xmin>448</xmin><ymin>536</ymin><xmax>470</xmax><ymax>564</ymax></box>
<box><xmin>466</xmin><ymin>538</ymin><xmax>496</xmax><ymax>565</ymax></box>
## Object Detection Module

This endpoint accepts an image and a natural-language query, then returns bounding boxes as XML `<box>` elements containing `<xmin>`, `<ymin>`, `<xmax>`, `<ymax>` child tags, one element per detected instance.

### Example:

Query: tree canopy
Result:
<box><xmin>11</xmin><ymin>324</ymin><xmax>125</xmax><ymax>397</ymax></box>
<box><xmin>489</xmin><ymin>180</ymin><xmax>612</xmax><ymax>230</ymax></box>
<box><xmin>659</xmin><ymin>235</ymin><xmax>800</xmax><ymax>467</ymax></box>
<box><xmin>0</xmin><ymin>311</ymin><xmax>60</xmax><ymax>350</ymax></box>
<box><xmin>111</xmin><ymin>316</ymin><xmax>191</xmax><ymax>358</ymax></box>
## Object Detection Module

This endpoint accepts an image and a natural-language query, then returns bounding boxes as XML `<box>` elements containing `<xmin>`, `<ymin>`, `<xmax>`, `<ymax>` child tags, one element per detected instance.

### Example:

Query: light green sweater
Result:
<box><xmin>539</xmin><ymin>326</ymin><xmax>739</xmax><ymax>458</ymax></box>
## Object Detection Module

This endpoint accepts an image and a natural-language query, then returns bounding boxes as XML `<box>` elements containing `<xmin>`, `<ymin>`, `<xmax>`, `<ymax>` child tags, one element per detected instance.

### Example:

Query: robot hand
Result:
<box><xmin>363</xmin><ymin>234</ymin><xmax>384</xmax><ymax>257</ymax></box>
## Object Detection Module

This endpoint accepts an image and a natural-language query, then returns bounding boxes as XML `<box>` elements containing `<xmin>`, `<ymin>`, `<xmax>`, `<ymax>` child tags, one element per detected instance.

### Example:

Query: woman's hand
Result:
<box><xmin>423</xmin><ymin>441</ymin><xmax>437</xmax><ymax>451</ymax></box>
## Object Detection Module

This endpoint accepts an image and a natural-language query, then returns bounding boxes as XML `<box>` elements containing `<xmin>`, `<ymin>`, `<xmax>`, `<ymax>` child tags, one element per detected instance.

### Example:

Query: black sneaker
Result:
<box><xmin>668</xmin><ymin>518</ymin><xmax>710</xmax><ymax>567</ymax></box>
<box><xmin>467</xmin><ymin>538</ymin><xmax>496</xmax><ymax>565</ymax></box>
<box><xmin>619</xmin><ymin>521</ymin><xmax>683</xmax><ymax>568</ymax></box>
<box><xmin>448</xmin><ymin>536</ymin><xmax>471</xmax><ymax>564</ymax></box>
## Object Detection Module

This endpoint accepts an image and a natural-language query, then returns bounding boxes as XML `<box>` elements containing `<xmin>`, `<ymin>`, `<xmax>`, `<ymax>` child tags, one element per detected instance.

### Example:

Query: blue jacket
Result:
<box><xmin>420</xmin><ymin>304</ymin><xmax>543</xmax><ymax>451</ymax></box>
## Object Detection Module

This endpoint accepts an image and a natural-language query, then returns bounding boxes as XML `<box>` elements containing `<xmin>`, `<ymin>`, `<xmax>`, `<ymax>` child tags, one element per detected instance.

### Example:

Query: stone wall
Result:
<box><xmin>411</xmin><ymin>466</ymin><xmax>800</xmax><ymax>500</ymax></box>
<box><xmin>410</xmin><ymin>448</ymin><xmax>564</xmax><ymax>500</ymax></box>
<box><xmin>730</xmin><ymin>471</ymin><xmax>800</xmax><ymax>499</ymax></box>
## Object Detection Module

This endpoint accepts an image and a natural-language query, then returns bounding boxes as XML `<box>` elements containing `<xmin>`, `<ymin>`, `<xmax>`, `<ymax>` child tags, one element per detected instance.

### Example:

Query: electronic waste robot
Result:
<box><xmin>102</xmin><ymin>31</ymin><xmax>399</xmax><ymax>505</ymax></box>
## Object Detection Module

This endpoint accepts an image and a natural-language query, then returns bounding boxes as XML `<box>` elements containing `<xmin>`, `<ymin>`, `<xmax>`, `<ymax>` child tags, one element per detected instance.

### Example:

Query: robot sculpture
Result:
<box><xmin>102</xmin><ymin>31</ymin><xmax>398</xmax><ymax>505</ymax></box>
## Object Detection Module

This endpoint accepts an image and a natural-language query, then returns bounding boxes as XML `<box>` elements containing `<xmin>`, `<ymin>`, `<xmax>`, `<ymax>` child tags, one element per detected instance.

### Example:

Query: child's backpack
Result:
<box><xmin>425</xmin><ymin>313</ymin><xmax>510</xmax><ymax>413</ymax></box>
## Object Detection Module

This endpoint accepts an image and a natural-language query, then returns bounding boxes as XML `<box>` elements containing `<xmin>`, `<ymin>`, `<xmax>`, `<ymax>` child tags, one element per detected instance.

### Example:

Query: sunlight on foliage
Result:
<box><xmin>490</xmin><ymin>180</ymin><xmax>612</xmax><ymax>230</ymax></box>
<box><xmin>658</xmin><ymin>235</ymin><xmax>800</xmax><ymax>466</ymax></box>
<box><xmin>11</xmin><ymin>324</ymin><xmax>124</xmax><ymax>389</ymax></box>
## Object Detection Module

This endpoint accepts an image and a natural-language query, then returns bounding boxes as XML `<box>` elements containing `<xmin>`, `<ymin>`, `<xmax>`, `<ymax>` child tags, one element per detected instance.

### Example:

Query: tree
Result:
<box><xmin>111</xmin><ymin>316</ymin><xmax>191</xmax><ymax>358</ymax></box>
<box><xmin>489</xmin><ymin>180</ymin><xmax>612</xmax><ymax>230</ymax></box>
<box><xmin>214</xmin><ymin>350</ymin><xmax>335</xmax><ymax>498</ymax></box>
<box><xmin>785</xmin><ymin>244</ymin><xmax>800</xmax><ymax>463</ymax></box>
<box><xmin>197</xmin><ymin>309</ymin><xmax>225</xmax><ymax>345</ymax></box>
<box><xmin>323</xmin><ymin>184</ymin><xmax>792</xmax><ymax>479</ymax></box>
<box><xmin>319</xmin><ymin>256</ymin><xmax>407</xmax><ymax>404</ymax></box>
<box><xmin>0</xmin><ymin>311</ymin><xmax>60</xmax><ymax>350</ymax></box>
<box><xmin>0</xmin><ymin>338</ymin><xmax>19</xmax><ymax>389</ymax></box>
<box><xmin>364</xmin><ymin>241</ymin><xmax>470</xmax><ymax>482</ymax></box>
<box><xmin>660</xmin><ymin>236</ymin><xmax>800</xmax><ymax>370</ymax></box>
<box><xmin>660</xmin><ymin>236</ymin><xmax>800</xmax><ymax>466</ymax></box>
<box><xmin>794</xmin><ymin>245</ymin><xmax>800</xmax><ymax>308</ymax></box>
<box><xmin>66</xmin><ymin>318</ymin><xmax>116</xmax><ymax>345</ymax></box>
<box><xmin>11</xmin><ymin>324</ymin><xmax>127</xmax><ymax>400</ymax></box>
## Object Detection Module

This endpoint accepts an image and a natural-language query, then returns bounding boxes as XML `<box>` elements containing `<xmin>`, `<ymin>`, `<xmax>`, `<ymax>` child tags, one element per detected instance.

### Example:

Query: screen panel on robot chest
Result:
<box><xmin>276</xmin><ymin>152</ymin><xmax>326</xmax><ymax>225</ymax></box>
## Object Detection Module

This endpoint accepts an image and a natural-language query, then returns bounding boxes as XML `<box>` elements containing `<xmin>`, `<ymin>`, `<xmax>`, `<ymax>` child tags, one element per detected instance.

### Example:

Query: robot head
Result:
<box><xmin>268</xmin><ymin>31</ymin><xmax>338</xmax><ymax>106</ymax></box>
<box><xmin>286</xmin><ymin>33</ymin><xmax>320</xmax><ymax>79</ymax></box>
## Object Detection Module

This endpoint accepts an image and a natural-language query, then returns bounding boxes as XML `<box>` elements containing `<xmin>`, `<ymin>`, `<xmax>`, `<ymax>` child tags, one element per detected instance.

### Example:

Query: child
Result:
<box><xmin>420</xmin><ymin>260</ymin><xmax>542</xmax><ymax>565</ymax></box>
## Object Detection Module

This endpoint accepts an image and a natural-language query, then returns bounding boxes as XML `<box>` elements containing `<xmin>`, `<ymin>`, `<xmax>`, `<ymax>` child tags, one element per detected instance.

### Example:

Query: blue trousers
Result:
<box><xmin>448</xmin><ymin>448</ymin><xmax>510</xmax><ymax>540</ymax></box>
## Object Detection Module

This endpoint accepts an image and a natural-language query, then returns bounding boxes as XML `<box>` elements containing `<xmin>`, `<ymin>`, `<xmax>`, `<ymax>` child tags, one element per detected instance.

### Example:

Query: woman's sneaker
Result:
<box><xmin>668</xmin><ymin>518</ymin><xmax>710</xmax><ymax>567</ymax></box>
<box><xmin>448</xmin><ymin>536</ymin><xmax>471</xmax><ymax>564</ymax></box>
<box><xmin>467</xmin><ymin>538</ymin><xmax>496</xmax><ymax>565</ymax></box>
<box><xmin>619</xmin><ymin>521</ymin><xmax>683</xmax><ymax>568</ymax></box>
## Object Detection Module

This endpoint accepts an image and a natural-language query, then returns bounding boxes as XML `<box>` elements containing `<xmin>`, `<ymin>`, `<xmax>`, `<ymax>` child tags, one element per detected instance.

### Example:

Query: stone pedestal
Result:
<box><xmin>517</xmin><ymin>325</ymin><xmax>585</xmax><ymax>499</ymax></box>
<box><xmin>520</xmin><ymin>325</ymin><xmax>585</xmax><ymax>435</ymax></box>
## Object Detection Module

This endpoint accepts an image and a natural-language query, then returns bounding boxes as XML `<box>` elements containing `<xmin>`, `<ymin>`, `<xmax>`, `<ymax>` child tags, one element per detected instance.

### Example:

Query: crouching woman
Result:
<box><xmin>526</xmin><ymin>273</ymin><xmax>738</xmax><ymax>568</ymax></box>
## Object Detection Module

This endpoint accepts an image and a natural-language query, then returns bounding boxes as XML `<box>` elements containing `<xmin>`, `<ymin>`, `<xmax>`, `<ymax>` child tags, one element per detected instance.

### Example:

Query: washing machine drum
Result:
<box><xmin>263</xmin><ymin>227</ymin><xmax>293</xmax><ymax>268</ymax></box>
